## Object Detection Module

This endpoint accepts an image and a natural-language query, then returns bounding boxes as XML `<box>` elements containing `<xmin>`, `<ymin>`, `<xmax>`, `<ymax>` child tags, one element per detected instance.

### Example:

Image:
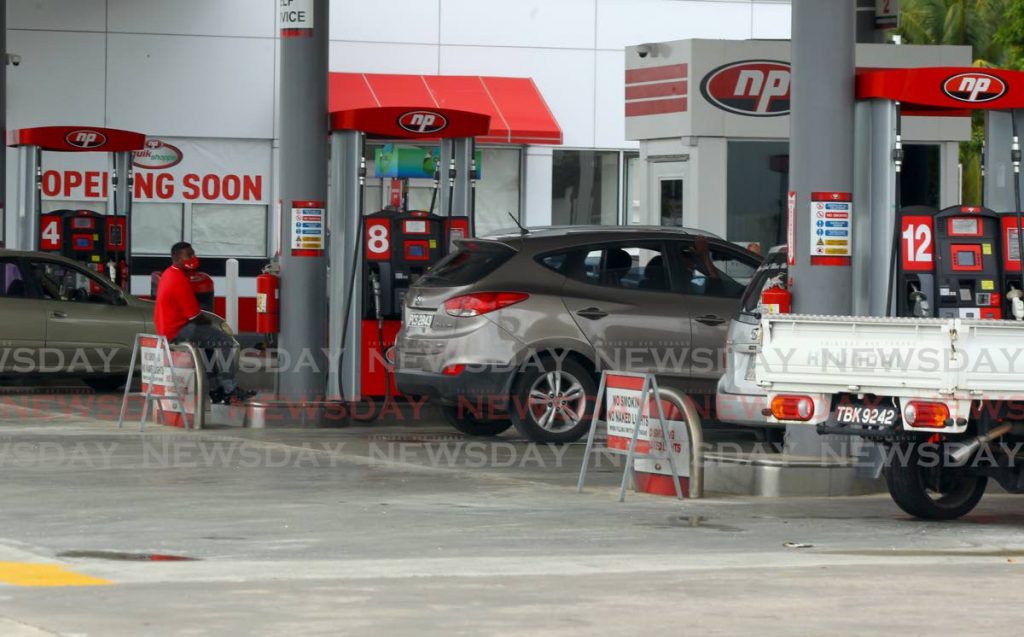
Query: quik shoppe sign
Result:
<box><xmin>37</xmin><ymin>137</ymin><xmax>271</xmax><ymax>208</ymax></box>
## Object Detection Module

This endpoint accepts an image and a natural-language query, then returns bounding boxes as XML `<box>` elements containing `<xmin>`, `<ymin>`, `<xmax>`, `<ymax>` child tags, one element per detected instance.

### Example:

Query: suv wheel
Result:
<box><xmin>441</xmin><ymin>405</ymin><xmax>513</xmax><ymax>437</ymax></box>
<box><xmin>511</xmin><ymin>356</ymin><xmax>595</xmax><ymax>443</ymax></box>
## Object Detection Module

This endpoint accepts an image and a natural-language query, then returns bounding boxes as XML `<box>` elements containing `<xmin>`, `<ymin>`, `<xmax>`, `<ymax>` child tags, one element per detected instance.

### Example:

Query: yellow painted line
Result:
<box><xmin>0</xmin><ymin>562</ymin><xmax>112</xmax><ymax>587</ymax></box>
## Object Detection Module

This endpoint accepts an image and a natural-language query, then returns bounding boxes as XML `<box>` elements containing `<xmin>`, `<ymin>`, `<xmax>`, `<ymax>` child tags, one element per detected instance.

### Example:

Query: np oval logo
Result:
<box><xmin>132</xmin><ymin>138</ymin><xmax>183</xmax><ymax>169</ymax></box>
<box><xmin>942</xmin><ymin>72</ymin><xmax>1007</xmax><ymax>103</ymax></box>
<box><xmin>65</xmin><ymin>129</ymin><xmax>107</xmax><ymax>149</ymax></box>
<box><xmin>700</xmin><ymin>60</ymin><xmax>791</xmax><ymax>117</ymax></box>
<box><xmin>397</xmin><ymin>110</ymin><xmax>448</xmax><ymax>134</ymax></box>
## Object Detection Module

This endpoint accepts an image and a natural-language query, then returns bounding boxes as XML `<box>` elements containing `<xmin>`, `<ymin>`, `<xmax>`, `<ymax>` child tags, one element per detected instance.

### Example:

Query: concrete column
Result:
<box><xmin>277</xmin><ymin>0</ymin><xmax>329</xmax><ymax>400</ymax></box>
<box><xmin>437</xmin><ymin>140</ymin><xmax>454</xmax><ymax>217</ymax></box>
<box><xmin>788</xmin><ymin>0</ymin><xmax>856</xmax><ymax>314</ymax></box>
<box><xmin>524</xmin><ymin>146</ymin><xmax>553</xmax><ymax>227</ymax></box>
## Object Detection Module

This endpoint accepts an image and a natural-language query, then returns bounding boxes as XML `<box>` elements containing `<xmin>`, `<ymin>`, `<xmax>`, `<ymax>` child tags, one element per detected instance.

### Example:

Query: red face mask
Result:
<box><xmin>181</xmin><ymin>257</ymin><xmax>200</xmax><ymax>272</ymax></box>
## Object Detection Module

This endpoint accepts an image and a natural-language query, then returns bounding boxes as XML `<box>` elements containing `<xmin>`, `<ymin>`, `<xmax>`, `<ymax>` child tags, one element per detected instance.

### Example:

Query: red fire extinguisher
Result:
<box><xmin>118</xmin><ymin>260</ymin><xmax>129</xmax><ymax>290</ymax></box>
<box><xmin>256</xmin><ymin>266</ymin><xmax>280</xmax><ymax>334</ymax></box>
<box><xmin>760</xmin><ymin>276</ymin><xmax>791</xmax><ymax>314</ymax></box>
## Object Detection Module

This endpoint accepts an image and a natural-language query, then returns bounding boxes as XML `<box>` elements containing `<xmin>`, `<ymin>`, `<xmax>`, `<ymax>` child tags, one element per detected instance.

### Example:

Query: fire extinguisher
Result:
<box><xmin>760</xmin><ymin>275</ymin><xmax>791</xmax><ymax>314</ymax></box>
<box><xmin>256</xmin><ymin>264</ymin><xmax>280</xmax><ymax>334</ymax></box>
<box><xmin>118</xmin><ymin>259</ymin><xmax>129</xmax><ymax>289</ymax></box>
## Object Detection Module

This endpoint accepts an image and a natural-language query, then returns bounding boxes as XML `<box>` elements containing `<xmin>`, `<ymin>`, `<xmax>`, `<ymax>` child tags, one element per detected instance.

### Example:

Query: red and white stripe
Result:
<box><xmin>625</xmin><ymin>63</ymin><xmax>688</xmax><ymax>117</ymax></box>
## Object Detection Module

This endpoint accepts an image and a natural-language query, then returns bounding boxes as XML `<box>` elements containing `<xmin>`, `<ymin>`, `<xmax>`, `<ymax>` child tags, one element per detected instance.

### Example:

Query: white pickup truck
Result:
<box><xmin>756</xmin><ymin>314</ymin><xmax>1024</xmax><ymax>519</ymax></box>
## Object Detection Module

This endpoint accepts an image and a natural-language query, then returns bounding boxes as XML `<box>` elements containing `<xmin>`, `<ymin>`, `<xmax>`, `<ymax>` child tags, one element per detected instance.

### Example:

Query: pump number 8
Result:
<box><xmin>366</xmin><ymin>221</ymin><xmax>391</xmax><ymax>260</ymax></box>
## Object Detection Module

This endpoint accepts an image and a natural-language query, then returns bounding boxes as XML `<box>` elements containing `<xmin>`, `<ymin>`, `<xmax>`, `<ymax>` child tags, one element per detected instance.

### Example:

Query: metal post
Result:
<box><xmin>225</xmin><ymin>258</ymin><xmax>239</xmax><ymax>333</ymax></box>
<box><xmin>113</xmin><ymin>150</ymin><xmax>133</xmax><ymax>281</ymax></box>
<box><xmin>868</xmin><ymin>99</ymin><xmax>898</xmax><ymax>316</ymax></box>
<box><xmin>327</xmin><ymin>129</ymin><xmax>364</xmax><ymax>402</ymax></box>
<box><xmin>0</xmin><ymin>0</ymin><xmax>6</xmax><ymax>247</ymax></box>
<box><xmin>984</xmin><ymin>111</ymin><xmax>1014</xmax><ymax>211</ymax></box>
<box><xmin>277</xmin><ymin>0</ymin><xmax>329</xmax><ymax>400</ymax></box>
<box><xmin>788</xmin><ymin>0</ymin><xmax>856</xmax><ymax>315</ymax></box>
<box><xmin>16</xmin><ymin>145</ymin><xmax>39</xmax><ymax>250</ymax></box>
<box><xmin>438</xmin><ymin>140</ymin><xmax>454</xmax><ymax>217</ymax></box>
<box><xmin>452</xmin><ymin>137</ymin><xmax>474</xmax><ymax>220</ymax></box>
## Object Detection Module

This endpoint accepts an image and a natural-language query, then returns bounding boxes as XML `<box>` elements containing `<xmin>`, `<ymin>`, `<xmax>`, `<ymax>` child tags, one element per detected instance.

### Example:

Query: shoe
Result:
<box><xmin>223</xmin><ymin>387</ymin><xmax>257</xmax><ymax>404</ymax></box>
<box><xmin>209</xmin><ymin>388</ymin><xmax>226</xmax><ymax>404</ymax></box>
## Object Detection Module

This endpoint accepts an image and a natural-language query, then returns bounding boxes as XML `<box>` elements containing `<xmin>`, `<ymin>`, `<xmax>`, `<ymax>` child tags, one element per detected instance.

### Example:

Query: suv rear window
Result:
<box><xmin>417</xmin><ymin>241</ymin><xmax>515</xmax><ymax>287</ymax></box>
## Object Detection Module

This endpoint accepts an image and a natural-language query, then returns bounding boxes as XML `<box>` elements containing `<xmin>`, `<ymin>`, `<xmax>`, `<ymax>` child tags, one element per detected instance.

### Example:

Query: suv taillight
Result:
<box><xmin>770</xmin><ymin>395</ymin><xmax>815</xmax><ymax>422</ymax></box>
<box><xmin>443</xmin><ymin>292</ymin><xmax>528</xmax><ymax>317</ymax></box>
<box><xmin>903</xmin><ymin>401</ymin><xmax>950</xmax><ymax>428</ymax></box>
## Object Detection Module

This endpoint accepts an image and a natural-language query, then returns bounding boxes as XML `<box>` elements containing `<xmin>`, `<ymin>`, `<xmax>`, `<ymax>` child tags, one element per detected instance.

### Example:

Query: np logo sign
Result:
<box><xmin>65</xmin><ymin>129</ymin><xmax>107</xmax><ymax>149</ymax></box>
<box><xmin>942</xmin><ymin>72</ymin><xmax>1007</xmax><ymax>103</ymax></box>
<box><xmin>700</xmin><ymin>60</ymin><xmax>791</xmax><ymax>117</ymax></box>
<box><xmin>397</xmin><ymin>111</ymin><xmax>448</xmax><ymax>134</ymax></box>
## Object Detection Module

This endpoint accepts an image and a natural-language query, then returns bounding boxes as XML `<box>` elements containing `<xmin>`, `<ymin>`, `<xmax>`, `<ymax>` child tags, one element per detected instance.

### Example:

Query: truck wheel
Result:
<box><xmin>510</xmin><ymin>356</ymin><xmax>596</xmax><ymax>443</ymax></box>
<box><xmin>884</xmin><ymin>443</ymin><xmax>987</xmax><ymax>520</ymax></box>
<box><xmin>441</xmin><ymin>405</ymin><xmax>513</xmax><ymax>437</ymax></box>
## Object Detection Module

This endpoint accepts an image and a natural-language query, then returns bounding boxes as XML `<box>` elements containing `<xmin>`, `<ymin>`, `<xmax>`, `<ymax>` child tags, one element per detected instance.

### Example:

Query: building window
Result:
<box><xmin>475</xmin><ymin>147</ymin><xmax>522</xmax><ymax>236</ymax></box>
<box><xmin>726</xmin><ymin>141</ymin><xmax>789</xmax><ymax>254</ymax></box>
<box><xmin>131</xmin><ymin>203</ymin><xmax>184</xmax><ymax>255</ymax></box>
<box><xmin>191</xmin><ymin>203</ymin><xmax>267</xmax><ymax>257</ymax></box>
<box><xmin>552</xmin><ymin>150</ymin><xmax>620</xmax><ymax>226</ymax></box>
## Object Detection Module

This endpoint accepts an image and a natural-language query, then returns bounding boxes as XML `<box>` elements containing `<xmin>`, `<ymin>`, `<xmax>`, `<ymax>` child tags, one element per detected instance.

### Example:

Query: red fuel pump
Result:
<box><xmin>38</xmin><ymin>209</ymin><xmax>130</xmax><ymax>288</ymax></box>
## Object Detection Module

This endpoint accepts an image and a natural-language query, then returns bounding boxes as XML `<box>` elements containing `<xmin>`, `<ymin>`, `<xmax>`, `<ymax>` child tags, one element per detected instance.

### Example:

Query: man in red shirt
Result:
<box><xmin>155</xmin><ymin>242</ymin><xmax>253</xmax><ymax>404</ymax></box>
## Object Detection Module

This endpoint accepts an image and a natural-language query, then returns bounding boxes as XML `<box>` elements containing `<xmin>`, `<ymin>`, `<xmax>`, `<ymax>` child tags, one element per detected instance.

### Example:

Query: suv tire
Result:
<box><xmin>510</xmin><ymin>355</ymin><xmax>596</xmax><ymax>443</ymax></box>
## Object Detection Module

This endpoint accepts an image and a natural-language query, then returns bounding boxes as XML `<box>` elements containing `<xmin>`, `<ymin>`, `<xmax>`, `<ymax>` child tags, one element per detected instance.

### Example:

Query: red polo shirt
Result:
<box><xmin>154</xmin><ymin>266</ymin><xmax>201</xmax><ymax>340</ymax></box>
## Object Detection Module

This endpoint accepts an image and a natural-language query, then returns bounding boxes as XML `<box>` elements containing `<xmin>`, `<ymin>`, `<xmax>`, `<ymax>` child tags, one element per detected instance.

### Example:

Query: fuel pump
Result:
<box><xmin>932</xmin><ymin>206</ymin><xmax>1003</xmax><ymax>319</ymax></box>
<box><xmin>38</xmin><ymin>209</ymin><xmax>129</xmax><ymax>287</ymax></box>
<box><xmin>360</xmin><ymin>208</ymin><xmax>468</xmax><ymax>397</ymax></box>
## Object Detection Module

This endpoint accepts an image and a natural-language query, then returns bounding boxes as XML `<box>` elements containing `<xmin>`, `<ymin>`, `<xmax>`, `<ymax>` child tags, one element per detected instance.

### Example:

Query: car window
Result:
<box><xmin>567</xmin><ymin>244</ymin><xmax>669</xmax><ymax>291</ymax></box>
<box><xmin>417</xmin><ymin>241</ymin><xmax>515</xmax><ymax>288</ymax></box>
<box><xmin>679</xmin><ymin>239</ymin><xmax>759</xmax><ymax>298</ymax></box>
<box><xmin>26</xmin><ymin>260</ymin><xmax>117</xmax><ymax>304</ymax></box>
<box><xmin>537</xmin><ymin>252</ymin><xmax>569</xmax><ymax>274</ymax></box>
<box><xmin>0</xmin><ymin>259</ymin><xmax>30</xmax><ymax>299</ymax></box>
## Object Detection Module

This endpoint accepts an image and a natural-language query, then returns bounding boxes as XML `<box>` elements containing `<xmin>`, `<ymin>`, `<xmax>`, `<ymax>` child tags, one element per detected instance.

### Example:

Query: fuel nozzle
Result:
<box><xmin>369</xmin><ymin>269</ymin><xmax>383</xmax><ymax>326</ymax></box>
<box><xmin>1008</xmin><ymin>285</ymin><xmax>1024</xmax><ymax>321</ymax></box>
<box><xmin>909</xmin><ymin>283</ymin><xmax>929</xmax><ymax>318</ymax></box>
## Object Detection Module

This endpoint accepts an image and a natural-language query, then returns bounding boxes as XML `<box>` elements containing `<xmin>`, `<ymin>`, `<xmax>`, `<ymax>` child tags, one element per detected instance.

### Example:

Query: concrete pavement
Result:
<box><xmin>0</xmin><ymin>393</ymin><xmax>1022</xmax><ymax>635</ymax></box>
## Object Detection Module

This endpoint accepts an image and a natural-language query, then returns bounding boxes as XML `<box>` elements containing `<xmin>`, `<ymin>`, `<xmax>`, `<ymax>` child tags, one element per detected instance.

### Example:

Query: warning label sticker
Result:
<box><xmin>811</xmin><ymin>197</ymin><xmax>852</xmax><ymax>257</ymax></box>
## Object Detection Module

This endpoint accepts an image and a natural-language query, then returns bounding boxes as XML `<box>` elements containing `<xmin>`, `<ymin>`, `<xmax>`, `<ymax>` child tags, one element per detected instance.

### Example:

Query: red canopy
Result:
<box><xmin>329</xmin><ymin>73</ymin><xmax>562</xmax><ymax>145</ymax></box>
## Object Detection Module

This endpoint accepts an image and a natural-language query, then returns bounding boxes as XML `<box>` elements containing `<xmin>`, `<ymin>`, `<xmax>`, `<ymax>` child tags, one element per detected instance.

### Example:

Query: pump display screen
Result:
<box><xmin>956</xmin><ymin>251</ymin><xmax>976</xmax><ymax>267</ymax></box>
<box><xmin>950</xmin><ymin>218</ymin><xmax>980</xmax><ymax>236</ymax></box>
<box><xmin>403</xmin><ymin>220</ymin><xmax>428</xmax><ymax>234</ymax></box>
<box><xmin>71</xmin><ymin>217</ymin><xmax>95</xmax><ymax>230</ymax></box>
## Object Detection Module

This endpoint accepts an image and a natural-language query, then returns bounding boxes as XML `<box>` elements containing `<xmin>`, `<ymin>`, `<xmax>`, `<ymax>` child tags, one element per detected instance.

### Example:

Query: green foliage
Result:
<box><xmin>897</xmin><ymin>0</ymin><xmax>1024</xmax><ymax>203</ymax></box>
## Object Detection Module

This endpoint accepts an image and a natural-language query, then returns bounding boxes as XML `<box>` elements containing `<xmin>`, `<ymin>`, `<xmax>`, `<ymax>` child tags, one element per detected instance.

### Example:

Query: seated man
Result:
<box><xmin>154</xmin><ymin>242</ymin><xmax>253</xmax><ymax>404</ymax></box>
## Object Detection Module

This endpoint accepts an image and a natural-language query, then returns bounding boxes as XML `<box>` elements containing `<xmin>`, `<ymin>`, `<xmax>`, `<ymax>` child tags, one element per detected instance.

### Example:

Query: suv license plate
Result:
<box><xmin>831</xmin><ymin>404</ymin><xmax>898</xmax><ymax>427</ymax></box>
<box><xmin>407</xmin><ymin>312</ymin><xmax>433</xmax><ymax>328</ymax></box>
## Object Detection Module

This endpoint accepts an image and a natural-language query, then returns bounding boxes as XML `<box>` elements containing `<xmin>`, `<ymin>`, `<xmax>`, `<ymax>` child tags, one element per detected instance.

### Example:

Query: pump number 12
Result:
<box><xmin>901</xmin><ymin>216</ymin><xmax>934</xmax><ymax>271</ymax></box>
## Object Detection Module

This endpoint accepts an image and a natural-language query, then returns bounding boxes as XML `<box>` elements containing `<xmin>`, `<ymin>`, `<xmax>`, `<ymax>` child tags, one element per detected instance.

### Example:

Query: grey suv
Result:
<box><xmin>394</xmin><ymin>226</ymin><xmax>761</xmax><ymax>442</ymax></box>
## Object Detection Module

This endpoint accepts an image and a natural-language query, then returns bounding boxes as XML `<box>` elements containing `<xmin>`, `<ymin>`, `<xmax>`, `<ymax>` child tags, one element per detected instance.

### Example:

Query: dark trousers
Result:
<box><xmin>174</xmin><ymin>323</ymin><xmax>237</xmax><ymax>394</ymax></box>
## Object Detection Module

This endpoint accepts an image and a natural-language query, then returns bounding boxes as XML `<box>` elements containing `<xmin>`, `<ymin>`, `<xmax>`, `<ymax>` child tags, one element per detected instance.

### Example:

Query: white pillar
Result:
<box><xmin>524</xmin><ymin>146</ymin><xmax>553</xmax><ymax>227</ymax></box>
<box><xmin>225</xmin><ymin>258</ymin><xmax>239</xmax><ymax>333</ymax></box>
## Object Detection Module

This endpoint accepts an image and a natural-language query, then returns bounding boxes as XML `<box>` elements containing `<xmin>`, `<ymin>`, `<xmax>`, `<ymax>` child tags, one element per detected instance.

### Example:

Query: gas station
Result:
<box><xmin>4</xmin><ymin>0</ymin><xmax>1024</xmax><ymax>633</ymax></box>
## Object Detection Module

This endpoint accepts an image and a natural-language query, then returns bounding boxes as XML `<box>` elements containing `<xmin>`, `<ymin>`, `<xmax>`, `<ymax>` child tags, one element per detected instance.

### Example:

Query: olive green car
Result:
<box><xmin>0</xmin><ymin>249</ymin><xmax>230</xmax><ymax>391</ymax></box>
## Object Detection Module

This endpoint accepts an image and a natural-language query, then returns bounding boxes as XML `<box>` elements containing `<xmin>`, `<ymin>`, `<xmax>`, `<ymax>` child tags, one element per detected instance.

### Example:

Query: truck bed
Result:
<box><xmin>756</xmin><ymin>315</ymin><xmax>1024</xmax><ymax>400</ymax></box>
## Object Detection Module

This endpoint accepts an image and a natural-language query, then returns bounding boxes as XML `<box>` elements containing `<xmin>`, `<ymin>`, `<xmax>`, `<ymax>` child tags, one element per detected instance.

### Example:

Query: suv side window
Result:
<box><xmin>0</xmin><ymin>259</ymin><xmax>30</xmax><ymax>299</ymax></box>
<box><xmin>567</xmin><ymin>244</ymin><xmax>669</xmax><ymax>291</ymax></box>
<box><xmin>678</xmin><ymin>239</ymin><xmax>759</xmax><ymax>298</ymax></box>
<box><xmin>26</xmin><ymin>260</ymin><xmax>117</xmax><ymax>304</ymax></box>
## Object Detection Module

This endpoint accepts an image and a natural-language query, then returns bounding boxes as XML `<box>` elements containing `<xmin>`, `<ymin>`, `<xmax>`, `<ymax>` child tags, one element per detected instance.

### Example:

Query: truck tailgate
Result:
<box><xmin>756</xmin><ymin>315</ymin><xmax>957</xmax><ymax>396</ymax></box>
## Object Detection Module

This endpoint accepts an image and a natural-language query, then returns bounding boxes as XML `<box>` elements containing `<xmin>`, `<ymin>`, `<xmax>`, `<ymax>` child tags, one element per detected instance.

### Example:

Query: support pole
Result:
<box><xmin>452</xmin><ymin>137</ymin><xmax>474</xmax><ymax>224</ymax></box>
<box><xmin>788</xmin><ymin>0</ymin><xmax>856</xmax><ymax>315</ymax></box>
<box><xmin>0</xmin><ymin>0</ymin><xmax>6</xmax><ymax>247</ymax></box>
<box><xmin>15</xmin><ymin>145</ymin><xmax>39</xmax><ymax>251</ymax></box>
<box><xmin>438</xmin><ymin>140</ymin><xmax>454</xmax><ymax>217</ymax></box>
<box><xmin>327</xmin><ymin>130</ymin><xmax>364</xmax><ymax>402</ymax></box>
<box><xmin>277</xmin><ymin>0</ymin><xmax>329</xmax><ymax>400</ymax></box>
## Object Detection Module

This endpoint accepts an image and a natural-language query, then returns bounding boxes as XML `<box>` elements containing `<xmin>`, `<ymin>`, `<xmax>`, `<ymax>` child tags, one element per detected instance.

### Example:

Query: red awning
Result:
<box><xmin>329</xmin><ymin>73</ymin><xmax>562</xmax><ymax>145</ymax></box>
